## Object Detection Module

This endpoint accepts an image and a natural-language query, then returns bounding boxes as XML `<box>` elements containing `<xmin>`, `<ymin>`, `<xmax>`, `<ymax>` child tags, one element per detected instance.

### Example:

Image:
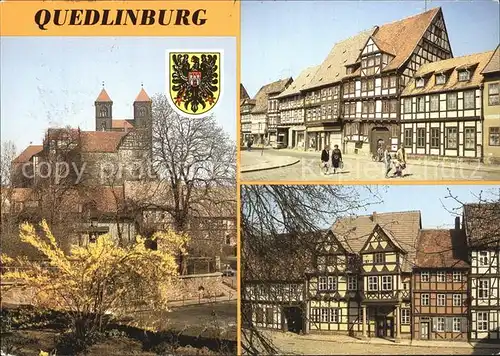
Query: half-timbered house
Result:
<box><xmin>250</xmin><ymin>78</ymin><xmax>292</xmax><ymax>145</ymax></box>
<box><xmin>400</xmin><ymin>51</ymin><xmax>495</xmax><ymax>160</ymax></box>
<box><xmin>481</xmin><ymin>46</ymin><xmax>500</xmax><ymax>164</ymax></box>
<box><xmin>275</xmin><ymin>66</ymin><xmax>319</xmax><ymax>150</ymax></box>
<box><xmin>341</xmin><ymin>8</ymin><xmax>453</xmax><ymax>155</ymax></box>
<box><xmin>300</xmin><ymin>29</ymin><xmax>374</xmax><ymax>151</ymax></box>
<box><xmin>464</xmin><ymin>203</ymin><xmax>500</xmax><ymax>342</ymax></box>
<box><xmin>412</xmin><ymin>223</ymin><xmax>469</xmax><ymax>341</ymax></box>
<box><xmin>241</xmin><ymin>98</ymin><xmax>256</xmax><ymax>145</ymax></box>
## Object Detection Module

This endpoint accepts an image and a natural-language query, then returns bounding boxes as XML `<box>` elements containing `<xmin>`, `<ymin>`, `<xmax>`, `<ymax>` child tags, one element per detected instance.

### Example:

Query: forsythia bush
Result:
<box><xmin>1</xmin><ymin>220</ymin><xmax>190</xmax><ymax>337</ymax></box>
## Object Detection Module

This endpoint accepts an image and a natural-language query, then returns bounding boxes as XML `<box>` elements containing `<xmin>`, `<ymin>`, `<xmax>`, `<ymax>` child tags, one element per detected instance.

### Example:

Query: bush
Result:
<box><xmin>55</xmin><ymin>330</ymin><xmax>104</xmax><ymax>355</ymax></box>
<box><xmin>2</xmin><ymin>306</ymin><xmax>70</xmax><ymax>331</ymax></box>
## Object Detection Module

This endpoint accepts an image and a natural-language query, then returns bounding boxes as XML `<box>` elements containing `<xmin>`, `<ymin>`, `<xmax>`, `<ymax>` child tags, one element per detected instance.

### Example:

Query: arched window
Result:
<box><xmin>139</xmin><ymin>107</ymin><xmax>147</xmax><ymax>117</ymax></box>
<box><xmin>99</xmin><ymin>107</ymin><xmax>108</xmax><ymax>118</ymax></box>
<box><xmin>101</xmin><ymin>122</ymin><xmax>106</xmax><ymax>131</ymax></box>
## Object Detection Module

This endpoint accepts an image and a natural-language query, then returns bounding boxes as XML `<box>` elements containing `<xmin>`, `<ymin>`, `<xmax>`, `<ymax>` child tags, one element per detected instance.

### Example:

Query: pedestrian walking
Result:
<box><xmin>320</xmin><ymin>145</ymin><xmax>330</xmax><ymax>175</ymax></box>
<box><xmin>247</xmin><ymin>138</ymin><xmax>253</xmax><ymax>151</ymax></box>
<box><xmin>384</xmin><ymin>147</ymin><xmax>392</xmax><ymax>178</ymax></box>
<box><xmin>395</xmin><ymin>144</ymin><xmax>407</xmax><ymax>177</ymax></box>
<box><xmin>331</xmin><ymin>144</ymin><xmax>342</xmax><ymax>174</ymax></box>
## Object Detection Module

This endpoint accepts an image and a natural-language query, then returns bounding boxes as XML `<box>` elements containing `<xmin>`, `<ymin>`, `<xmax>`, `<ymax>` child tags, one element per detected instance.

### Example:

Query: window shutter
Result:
<box><xmin>445</xmin><ymin>317</ymin><xmax>452</xmax><ymax>332</ymax></box>
<box><xmin>461</xmin><ymin>317</ymin><xmax>468</xmax><ymax>333</ymax></box>
<box><xmin>432</xmin><ymin>317</ymin><xmax>437</xmax><ymax>332</ymax></box>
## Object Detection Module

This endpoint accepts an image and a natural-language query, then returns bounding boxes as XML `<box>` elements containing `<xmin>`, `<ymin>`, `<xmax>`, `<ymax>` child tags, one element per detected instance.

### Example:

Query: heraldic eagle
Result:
<box><xmin>171</xmin><ymin>53</ymin><xmax>219</xmax><ymax>113</ymax></box>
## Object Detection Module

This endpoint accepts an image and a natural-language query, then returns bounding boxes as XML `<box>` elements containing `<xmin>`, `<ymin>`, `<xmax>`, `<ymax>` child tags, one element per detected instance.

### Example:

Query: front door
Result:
<box><xmin>376</xmin><ymin>317</ymin><xmax>394</xmax><ymax>338</ymax></box>
<box><xmin>421</xmin><ymin>322</ymin><xmax>430</xmax><ymax>339</ymax></box>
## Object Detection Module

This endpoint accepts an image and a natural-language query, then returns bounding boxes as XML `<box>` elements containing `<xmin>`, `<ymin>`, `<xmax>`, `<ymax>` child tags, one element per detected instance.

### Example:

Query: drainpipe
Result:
<box><xmin>479</xmin><ymin>83</ymin><xmax>484</xmax><ymax>164</ymax></box>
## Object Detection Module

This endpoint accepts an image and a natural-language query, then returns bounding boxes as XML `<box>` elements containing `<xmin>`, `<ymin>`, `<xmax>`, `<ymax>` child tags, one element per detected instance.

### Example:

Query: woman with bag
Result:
<box><xmin>320</xmin><ymin>145</ymin><xmax>330</xmax><ymax>175</ymax></box>
<box><xmin>395</xmin><ymin>144</ymin><xmax>407</xmax><ymax>177</ymax></box>
<box><xmin>331</xmin><ymin>144</ymin><xmax>342</xmax><ymax>174</ymax></box>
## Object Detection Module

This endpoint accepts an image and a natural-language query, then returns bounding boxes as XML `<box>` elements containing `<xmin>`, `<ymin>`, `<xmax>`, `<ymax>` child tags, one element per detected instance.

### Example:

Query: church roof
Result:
<box><xmin>112</xmin><ymin>120</ymin><xmax>135</xmax><ymax>129</ymax></box>
<box><xmin>135</xmin><ymin>88</ymin><xmax>151</xmax><ymax>102</ymax></box>
<box><xmin>12</xmin><ymin>145</ymin><xmax>43</xmax><ymax>164</ymax></box>
<box><xmin>96</xmin><ymin>88</ymin><xmax>112</xmax><ymax>102</ymax></box>
<box><xmin>80</xmin><ymin>131</ymin><xmax>126</xmax><ymax>153</ymax></box>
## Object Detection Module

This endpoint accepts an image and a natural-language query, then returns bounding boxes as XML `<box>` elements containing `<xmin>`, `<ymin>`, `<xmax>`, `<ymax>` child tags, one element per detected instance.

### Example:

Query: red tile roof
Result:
<box><xmin>80</xmin><ymin>131</ymin><xmax>126</xmax><ymax>153</ymax></box>
<box><xmin>96</xmin><ymin>88</ymin><xmax>112</xmax><ymax>102</ymax></box>
<box><xmin>373</xmin><ymin>7</ymin><xmax>440</xmax><ymax>72</ymax></box>
<box><xmin>111</xmin><ymin>120</ymin><xmax>135</xmax><ymax>129</ymax></box>
<box><xmin>135</xmin><ymin>88</ymin><xmax>151</xmax><ymax>102</ymax></box>
<box><xmin>415</xmin><ymin>229</ymin><xmax>469</xmax><ymax>268</ymax></box>
<box><xmin>12</xmin><ymin>145</ymin><xmax>43</xmax><ymax>164</ymax></box>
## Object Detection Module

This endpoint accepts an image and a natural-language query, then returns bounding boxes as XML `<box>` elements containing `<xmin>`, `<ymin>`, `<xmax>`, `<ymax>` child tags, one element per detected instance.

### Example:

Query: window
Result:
<box><xmin>489</xmin><ymin>83</ymin><xmax>499</xmax><ymax>105</ymax></box>
<box><xmin>447</xmin><ymin>93</ymin><xmax>457</xmax><ymax>110</ymax></box>
<box><xmin>477</xmin><ymin>312</ymin><xmax>488</xmax><ymax>332</ymax></box>
<box><xmin>368</xmin><ymin>276</ymin><xmax>378</xmax><ymax>291</ymax></box>
<box><xmin>437</xmin><ymin>294</ymin><xmax>446</xmax><ymax>306</ymax></box>
<box><xmin>266</xmin><ymin>308</ymin><xmax>274</xmax><ymax>324</ymax></box>
<box><xmin>478</xmin><ymin>279</ymin><xmax>489</xmax><ymax>299</ymax></box>
<box><xmin>390</xmin><ymin>76</ymin><xmax>397</xmax><ymax>88</ymax></box>
<box><xmin>404</xmin><ymin>128</ymin><xmax>413</xmax><ymax>147</ymax></box>
<box><xmin>446</xmin><ymin>127</ymin><xmax>458</xmax><ymax>149</ymax></box>
<box><xmin>367</xmin><ymin>79</ymin><xmax>375</xmax><ymax>91</ymax></box>
<box><xmin>417</xmin><ymin>128</ymin><xmax>426</xmax><ymax>148</ymax></box>
<box><xmin>404</xmin><ymin>98</ymin><xmax>412</xmax><ymax>113</ymax></box>
<box><xmin>436</xmin><ymin>317</ymin><xmax>445</xmax><ymax>332</ymax></box>
<box><xmin>256</xmin><ymin>308</ymin><xmax>264</xmax><ymax>323</ymax></box>
<box><xmin>401</xmin><ymin>309</ymin><xmax>410</xmax><ymax>324</ymax></box>
<box><xmin>430</xmin><ymin>128</ymin><xmax>440</xmax><ymax>148</ymax></box>
<box><xmin>490</xmin><ymin>127</ymin><xmax>500</xmax><ymax>146</ymax></box>
<box><xmin>453</xmin><ymin>294</ymin><xmax>462</xmax><ymax>306</ymax></box>
<box><xmin>436</xmin><ymin>74</ymin><xmax>446</xmax><ymax>85</ymax></box>
<box><xmin>421</xmin><ymin>271</ymin><xmax>430</xmax><ymax>282</ymax></box>
<box><xmin>374</xmin><ymin>253</ymin><xmax>385</xmax><ymax>264</ymax></box>
<box><xmin>453</xmin><ymin>318</ymin><xmax>461</xmax><ymax>332</ymax></box>
<box><xmin>311</xmin><ymin>308</ymin><xmax>321</xmax><ymax>323</ymax></box>
<box><xmin>421</xmin><ymin>294</ymin><xmax>430</xmax><ymax>306</ymax></box>
<box><xmin>348</xmin><ymin>276</ymin><xmax>358</xmax><ymax>291</ymax></box>
<box><xmin>382</xmin><ymin>276</ymin><xmax>393</xmax><ymax>291</ymax></box>
<box><xmin>464</xmin><ymin>127</ymin><xmax>475</xmax><ymax>150</ymax></box>
<box><xmin>479</xmin><ymin>251</ymin><xmax>489</xmax><ymax>266</ymax></box>
<box><xmin>382</xmin><ymin>77</ymin><xmax>389</xmax><ymax>89</ymax></box>
<box><xmin>417</xmin><ymin>97</ymin><xmax>425</xmax><ymax>112</ymax></box>
<box><xmin>430</xmin><ymin>95</ymin><xmax>439</xmax><ymax>111</ymax></box>
<box><xmin>458</xmin><ymin>70</ymin><xmax>470</xmax><ymax>82</ymax></box>
<box><xmin>319</xmin><ymin>276</ymin><xmax>327</xmax><ymax>291</ymax></box>
<box><xmin>437</xmin><ymin>271</ymin><xmax>446</xmax><ymax>282</ymax></box>
<box><xmin>330</xmin><ymin>308</ymin><xmax>340</xmax><ymax>323</ymax></box>
<box><xmin>390</xmin><ymin>100</ymin><xmax>398</xmax><ymax>113</ymax></box>
<box><xmin>416</xmin><ymin>77</ymin><xmax>425</xmax><ymax>88</ymax></box>
<box><xmin>327</xmin><ymin>276</ymin><xmax>337</xmax><ymax>291</ymax></box>
<box><xmin>368</xmin><ymin>101</ymin><xmax>375</xmax><ymax>114</ymax></box>
<box><xmin>321</xmin><ymin>308</ymin><xmax>329</xmax><ymax>322</ymax></box>
<box><xmin>464</xmin><ymin>90</ymin><xmax>475</xmax><ymax>109</ymax></box>
<box><xmin>453</xmin><ymin>271</ymin><xmax>463</xmax><ymax>282</ymax></box>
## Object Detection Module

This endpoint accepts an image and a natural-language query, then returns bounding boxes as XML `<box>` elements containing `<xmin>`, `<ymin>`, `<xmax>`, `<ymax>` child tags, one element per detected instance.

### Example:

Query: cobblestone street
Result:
<box><xmin>240</xmin><ymin>149</ymin><xmax>500</xmax><ymax>181</ymax></box>
<box><xmin>259</xmin><ymin>331</ymin><xmax>500</xmax><ymax>355</ymax></box>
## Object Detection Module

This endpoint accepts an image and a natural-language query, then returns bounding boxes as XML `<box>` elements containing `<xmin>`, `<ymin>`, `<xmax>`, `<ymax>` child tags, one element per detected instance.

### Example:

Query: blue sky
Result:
<box><xmin>242</xmin><ymin>0</ymin><xmax>500</xmax><ymax>97</ymax></box>
<box><xmin>352</xmin><ymin>185</ymin><xmax>499</xmax><ymax>229</ymax></box>
<box><xmin>1</xmin><ymin>37</ymin><xmax>236</xmax><ymax>154</ymax></box>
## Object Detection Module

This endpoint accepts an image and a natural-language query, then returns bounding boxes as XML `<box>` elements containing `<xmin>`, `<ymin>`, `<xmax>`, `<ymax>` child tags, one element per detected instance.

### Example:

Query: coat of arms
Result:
<box><xmin>167</xmin><ymin>52</ymin><xmax>221</xmax><ymax>116</ymax></box>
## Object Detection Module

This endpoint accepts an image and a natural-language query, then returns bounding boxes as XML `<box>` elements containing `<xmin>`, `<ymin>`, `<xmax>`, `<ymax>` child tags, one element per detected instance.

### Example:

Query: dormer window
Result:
<box><xmin>436</xmin><ymin>74</ymin><xmax>447</xmax><ymax>85</ymax></box>
<box><xmin>416</xmin><ymin>77</ymin><xmax>425</xmax><ymax>88</ymax></box>
<box><xmin>458</xmin><ymin>70</ymin><xmax>470</xmax><ymax>82</ymax></box>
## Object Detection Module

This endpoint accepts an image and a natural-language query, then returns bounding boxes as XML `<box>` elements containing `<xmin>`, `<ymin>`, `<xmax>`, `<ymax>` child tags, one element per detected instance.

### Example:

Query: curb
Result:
<box><xmin>240</xmin><ymin>159</ymin><xmax>301</xmax><ymax>173</ymax></box>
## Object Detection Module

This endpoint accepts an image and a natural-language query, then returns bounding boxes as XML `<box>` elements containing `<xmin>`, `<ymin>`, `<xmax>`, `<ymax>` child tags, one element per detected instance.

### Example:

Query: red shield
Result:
<box><xmin>188</xmin><ymin>71</ymin><xmax>202</xmax><ymax>87</ymax></box>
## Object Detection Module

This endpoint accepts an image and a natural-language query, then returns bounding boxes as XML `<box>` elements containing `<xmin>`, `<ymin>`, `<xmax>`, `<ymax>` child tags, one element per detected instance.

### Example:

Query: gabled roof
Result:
<box><xmin>251</xmin><ymin>77</ymin><xmax>293</xmax><ymax>114</ymax></box>
<box><xmin>415</xmin><ymin>229</ymin><xmax>469</xmax><ymax>268</ymax></box>
<box><xmin>481</xmin><ymin>45</ymin><xmax>500</xmax><ymax>75</ymax></box>
<box><xmin>111</xmin><ymin>120</ymin><xmax>135</xmax><ymax>129</ymax></box>
<box><xmin>276</xmin><ymin>66</ymin><xmax>319</xmax><ymax>99</ymax></box>
<box><xmin>80</xmin><ymin>131</ymin><xmax>126</xmax><ymax>153</ymax></box>
<box><xmin>332</xmin><ymin>211</ymin><xmax>422</xmax><ymax>272</ymax></box>
<box><xmin>240</xmin><ymin>84</ymin><xmax>250</xmax><ymax>101</ymax></box>
<box><xmin>463</xmin><ymin>203</ymin><xmax>500</xmax><ymax>248</ymax></box>
<box><xmin>374</xmin><ymin>7</ymin><xmax>441</xmax><ymax>72</ymax></box>
<box><xmin>96</xmin><ymin>88</ymin><xmax>112</xmax><ymax>103</ymax></box>
<box><xmin>303</xmin><ymin>28</ymin><xmax>375</xmax><ymax>91</ymax></box>
<box><xmin>134</xmin><ymin>88</ymin><xmax>151</xmax><ymax>102</ymax></box>
<box><xmin>402</xmin><ymin>50</ymin><xmax>495</xmax><ymax>96</ymax></box>
<box><xmin>12</xmin><ymin>145</ymin><xmax>43</xmax><ymax>164</ymax></box>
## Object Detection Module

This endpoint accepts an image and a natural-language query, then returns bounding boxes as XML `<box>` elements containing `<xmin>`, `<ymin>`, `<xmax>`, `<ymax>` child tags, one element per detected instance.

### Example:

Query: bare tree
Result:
<box><xmin>240</xmin><ymin>185</ymin><xmax>383</xmax><ymax>354</ymax></box>
<box><xmin>149</xmin><ymin>93</ymin><xmax>236</xmax><ymax>273</ymax></box>
<box><xmin>0</xmin><ymin>140</ymin><xmax>16</xmax><ymax>187</ymax></box>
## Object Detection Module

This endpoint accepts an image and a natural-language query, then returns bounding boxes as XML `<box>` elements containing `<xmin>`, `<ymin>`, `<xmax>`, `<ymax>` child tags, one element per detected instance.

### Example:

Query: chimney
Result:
<box><xmin>372</xmin><ymin>212</ymin><xmax>377</xmax><ymax>222</ymax></box>
<box><xmin>455</xmin><ymin>216</ymin><xmax>460</xmax><ymax>230</ymax></box>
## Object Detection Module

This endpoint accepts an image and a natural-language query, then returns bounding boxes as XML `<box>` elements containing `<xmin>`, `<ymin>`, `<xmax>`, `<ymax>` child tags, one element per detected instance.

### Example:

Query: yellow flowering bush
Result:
<box><xmin>2</xmin><ymin>220</ymin><xmax>186</xmax><ymax>339</ymax></box>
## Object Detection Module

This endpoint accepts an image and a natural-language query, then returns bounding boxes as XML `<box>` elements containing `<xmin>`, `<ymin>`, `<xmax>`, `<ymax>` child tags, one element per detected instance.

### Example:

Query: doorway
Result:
<box><xmin>420</xmin><ymin>322</ymin><xmax>430</xmax><ymax>340</ymax></box>
<box><xmin>376</xmin><ymin>316</ymin><xmax>394</xmax><ymax>338</ymax></box>
<box><xmin>370</xmin><ymin>127</ymin><xmax>391</xmax><ymax>154</ymax></box>
<box><xmin>283</xmin><ymin>306</ymin><xmax>304</xmax><ymax>334</ymax></box>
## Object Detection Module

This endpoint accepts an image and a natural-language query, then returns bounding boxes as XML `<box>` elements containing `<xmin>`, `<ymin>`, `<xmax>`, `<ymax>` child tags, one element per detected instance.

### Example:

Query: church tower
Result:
<box><xmin>133</xmin><ymin>85</ymin><xmax>152</xmax><ymax>129</ymax></box>
<box><xmin>95</xmin><ymin>85</ymin><xmax>113</xmax><ymax>131</ymax></box>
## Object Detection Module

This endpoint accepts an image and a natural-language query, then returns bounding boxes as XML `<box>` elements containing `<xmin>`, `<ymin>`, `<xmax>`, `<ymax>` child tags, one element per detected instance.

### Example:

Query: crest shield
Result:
<box><xmin>167</xmin><ymin>52</ymin><xmax>221</xmax><ymax>116</ymax></box>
